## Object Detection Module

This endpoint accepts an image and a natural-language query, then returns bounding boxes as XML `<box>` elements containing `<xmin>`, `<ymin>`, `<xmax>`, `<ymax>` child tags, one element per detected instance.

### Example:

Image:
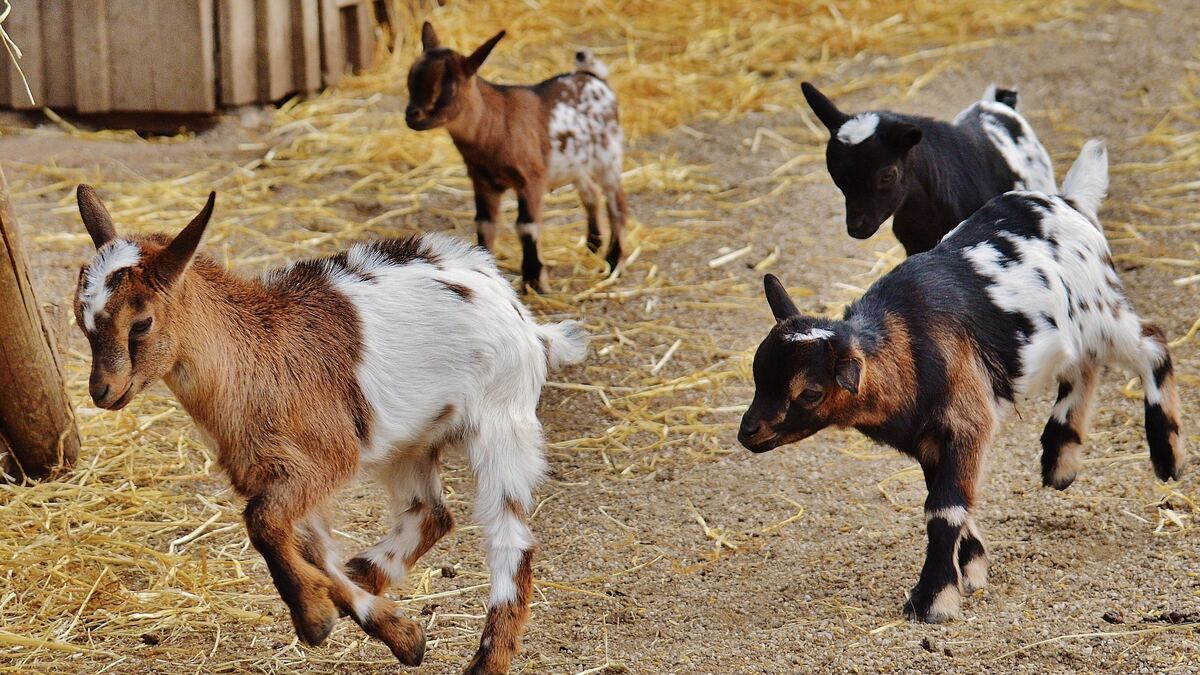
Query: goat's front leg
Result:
<box><xmin>471</xmin><ymin>178</ymin><xmax>503</xmax><ymax>251</ymax></box>
<box><xmin>244</xmin><ymin>491</ymin><xmax>339</xmax><ymax>646</ymax></box>
<box><xmin>907</xmin><ymin>442</ymin><xmax>980</xmax><ymax>623</ymax></box>
<box><xmin>920</xmin><ymin>458</ymin><xmax>988</xmax><ymax>596</ymax></box>
<box><xmin>515</xmin><ymin>186</ymin><xmax>549</xmax><ymax>294</ymax></box>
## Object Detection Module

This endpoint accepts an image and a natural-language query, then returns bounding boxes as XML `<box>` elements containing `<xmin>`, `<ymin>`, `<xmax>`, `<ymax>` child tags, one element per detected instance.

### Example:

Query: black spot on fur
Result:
<box><xmin>1035</xmin><ymin>268</ymin><xmax>1050</xmax><ymax>289</ymax></box>
<box><xmin>992</xmin><ymin>88</ymin><xmax>1018</xmax><ymax>109</ymax></box>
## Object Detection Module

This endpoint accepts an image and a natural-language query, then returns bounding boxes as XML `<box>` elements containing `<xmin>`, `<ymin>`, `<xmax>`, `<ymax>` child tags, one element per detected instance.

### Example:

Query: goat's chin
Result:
<box><xmin>847</xmin><ymin>221</ymin><xmax>885</xmax><ymax>239</ymax></box>
<box><xmin>742</xmin><ymin>429</ymin><xmax>816</xmax><ymax>454</ymax></box>
<box><xmin>104</xmin><ymin>381</ymin><xmax>141</xmax><ymax>411</ymax></box>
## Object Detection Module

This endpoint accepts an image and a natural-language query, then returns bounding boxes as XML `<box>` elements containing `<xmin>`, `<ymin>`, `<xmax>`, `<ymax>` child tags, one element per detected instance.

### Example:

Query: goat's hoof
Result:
<box><xmin>368</xmin><ymin>611</ymin><xmax>426</xmax><ymax>666</ymax></box>
<box><xmin>904</xmin><ymin>585</ymin><xmax>963</xmax><ymax>624</ymax></box>
<box><xmin>960</xmin><ymin>558</ymin><xmax>989</xmax><ymax>596</ymax></box>
<box><xmin>521</xmin><ymin>277</ymin><xmax>549</xmax><ymax>295</ymax></box>
<box><xmin>294</xmin><ymin>607</ymin><xmax>337</xmax><ymax>646</ymax></box>
<box><xmin>586</xmin><ymin>235</ymin><xmax>603</xmax><ymax>254</ymax></box>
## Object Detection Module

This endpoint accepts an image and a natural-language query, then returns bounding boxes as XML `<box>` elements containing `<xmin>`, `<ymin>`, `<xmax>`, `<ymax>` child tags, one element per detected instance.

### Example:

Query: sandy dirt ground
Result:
<box><xmin>2</xmin><ymin>1</ymin><xmax>1198</xmax><ymax>674</ymax></box>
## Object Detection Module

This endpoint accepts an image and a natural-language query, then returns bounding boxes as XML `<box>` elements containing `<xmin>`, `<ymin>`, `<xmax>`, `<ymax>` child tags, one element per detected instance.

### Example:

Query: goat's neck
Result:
<box><xmin>844</xmin><ymin>313</ymin><xmax>912</xmax><ymax>425</ymax></box>
<box><xmin>445</xmin><ymin>78</ymin><xmax>507</xmax><ymax>153</ymax></box>
<box><xmin>162</xmin><ymin>261</ymin><xmax>264</xmax><ymax>439</ymax></box>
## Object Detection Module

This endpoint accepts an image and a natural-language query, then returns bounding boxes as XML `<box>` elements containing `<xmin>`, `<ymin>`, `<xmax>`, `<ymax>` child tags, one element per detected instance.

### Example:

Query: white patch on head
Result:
<box><xmin>81</xmin><ymin>239</ymin><xmax>141</xmax><ymax>331</ymax></box>
<box><xmin>836</xmin><ymin>113</ymin><xmax>879</xmax><ymax>145</ymax></box>
<box><xmin>784</xmin><ymin>328</ymin><xmax>834</xmax><ymax>343</ymax></box>
<box><xmin>925</xmin><ymin>505</ymin><xmax>968</xmax><ymax>527</ymax></box>
<box><xmin>547</xmin><ymin>76</ymin><xmax>623</xmax><ymax>191</ymax></box>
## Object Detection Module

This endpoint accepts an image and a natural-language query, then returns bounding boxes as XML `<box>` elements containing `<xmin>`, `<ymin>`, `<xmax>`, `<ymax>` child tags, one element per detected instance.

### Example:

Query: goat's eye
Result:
<box><xmin>878</xmin><ymin>167</ymin><xmax>899</xmax><ymax>186</ymax></box>
<box><xmin>131</xmin><ymin>317</ymin><xmax>152</xmax><ymax>336</ymax></box>
<box><xmin>798</xmin><ymin>388</ymin><xmax>824</xmax><ymax>404</ymax></box>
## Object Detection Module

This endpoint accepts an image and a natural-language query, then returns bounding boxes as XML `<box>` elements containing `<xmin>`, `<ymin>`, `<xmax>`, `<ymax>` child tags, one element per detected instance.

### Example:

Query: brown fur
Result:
<box><xmin>465</xmin><ymin>547</ymin><xmax>535</xmax><ymax>675</ymax></box>
<box><xmin>407</xmin><ymin>22</ymin><xmax>628</xmax><ymax>292</ymax></box>
<box><xmin>73</xmin><ymin>186</ymin><xmax>436</xmax><ymax>664</ymax></box>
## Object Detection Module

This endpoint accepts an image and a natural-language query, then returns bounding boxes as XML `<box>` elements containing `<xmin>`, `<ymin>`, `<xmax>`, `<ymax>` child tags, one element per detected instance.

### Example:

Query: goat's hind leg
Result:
<box><xmin>1138</xmin><ymin>324</ymin><xmax>1185</xmax><ymax>480</ymax></box>
<box><xmin>302</xmin><ymin>512</ymin><xmax>427</xmax><ymax>666</ymax></box>
<box><xmin>1040</xmin><ymin>362</ymin><xmax>1098</xmax><ymax>490</ymax></box>
<box><xmin>576</xmin><ymin>179</ymin><xmax>604</xmax><ymax>254</ymax></box>
<box><xmin>464</xmin><ymin>418</ymin><xmax>546</xmax><ymax>675</ymax></box>
<box><xmin>346</xmin><ymin>451</ymin><xmax>454</xmax><ymax>595</ymax></box>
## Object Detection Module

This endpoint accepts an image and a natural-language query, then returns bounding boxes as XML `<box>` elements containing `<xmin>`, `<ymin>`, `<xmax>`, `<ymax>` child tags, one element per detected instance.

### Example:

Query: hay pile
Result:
<box><xmin>7</xmin><ymin>0</ymin><xmax>1194</xmax><ymax>671</ymax></box>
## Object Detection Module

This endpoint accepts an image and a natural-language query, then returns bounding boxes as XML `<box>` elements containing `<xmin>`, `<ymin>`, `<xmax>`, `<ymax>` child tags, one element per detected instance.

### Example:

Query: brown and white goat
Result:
<box><xmin>405</xmin><ymin>22</ymin><xmax>629</xmax><ymax>293</ymax></box>
<box><xmin>739</xmin><ymin>141</ymin><xmax>1184</xmax><ymax>622</ymax></box>
<box><xmin>73</xmin><ymin>185</ymin><xmax>588</xmax><ymax>673</ymax></box>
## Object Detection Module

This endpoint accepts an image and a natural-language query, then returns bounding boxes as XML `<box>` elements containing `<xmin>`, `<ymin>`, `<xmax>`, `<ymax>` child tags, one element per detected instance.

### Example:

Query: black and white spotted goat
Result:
<box><xmin>802</xmin><ymin>82</ymin><xmax>1056</xmax><ymax>255</ymax></box>
<box><xmin>738</xmin><ymin>140</ymin><xmax>1184</xmax><ymax>622</ymax></box>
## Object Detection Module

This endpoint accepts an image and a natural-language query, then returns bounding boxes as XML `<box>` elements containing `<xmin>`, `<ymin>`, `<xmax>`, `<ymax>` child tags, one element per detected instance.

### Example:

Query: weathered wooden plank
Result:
<box><xmin>39</xmin><ymin>0</ymin><xmax>74</xmax><ymax>109</ymax></box>
<box><xmin>255</xmin><ymin>0</ymin><xmax>293</xmax><ymax>101</ymax></box>
<box><xmin>0</xmin><ymin>169</ymin><xmax>79</xmax><ymax>480</ymax></box>
<box><xmin>318</xmin><ymin>0</ymin><xmax>346</xmax><ymax>86</ymax></box>
<box><xmin>108</xmin><ymin>0</ymin><xmax>216</xmax><ymax>113</ymax></box>
<box><xmin>344</xmin><ymin>1</ymin><xmax>377</xmax><ymax>72</ymax></box>
<box><xmin>218</xmin><ymin>0</ymin><xmax>257</xmax><ymax>106</ymax></box>
<box><xmin>291</xmin><ymin>0</ymin><xmax>322</xmax><ymax>93</ymax></box>
<box><xmin>6</xmin><ymin>1</ymin><xmax>44</xmax><ymax>109</ymax></box>
<box><xmin>72</xmin><ymin>0</ymin><xmax>111</xmax><ymax>113</ymax></box>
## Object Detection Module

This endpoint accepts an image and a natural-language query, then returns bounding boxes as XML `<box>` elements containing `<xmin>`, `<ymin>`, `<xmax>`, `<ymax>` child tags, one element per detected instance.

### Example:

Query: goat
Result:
<box><xmin>405</xmin><ymin>22</ymin><xmax>629</xmax><ymax>293</ymax></box>
<box><xmin>72</xmin><ymin>185</ymin><xmax>588</xmax><ymax>673</ymax></box>
<box><xmin>738</xmin><ymin>141</ymin><xmax>1184</xmax><ymax>622</ymax></box>
<box><xmin>801</xmin><ymin>81</ymin><xmax>1056</xmax><ymax>255</ymax></box>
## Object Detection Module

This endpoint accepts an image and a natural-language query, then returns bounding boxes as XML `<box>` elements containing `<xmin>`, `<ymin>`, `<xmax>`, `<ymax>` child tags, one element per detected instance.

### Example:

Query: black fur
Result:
<box><xmin>802</xmin><ymin>82</ymin><xmax>1043</xmax><ymax>255</ymax></box>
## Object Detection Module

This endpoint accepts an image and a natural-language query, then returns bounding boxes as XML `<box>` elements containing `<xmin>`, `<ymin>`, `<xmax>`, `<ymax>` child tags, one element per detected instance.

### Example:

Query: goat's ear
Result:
<box><xmin>153</xmin><ymin>192</ymin><xmax>215</xmax><ymax>287</ymax></box>
<box><xmin>885</xmin><ymin>122</ymin><xmax>923</xmax><ymax>153</ymax></box>
<box><xmin>421</xmin><ymin>22</ymin><xmax>440</xmax><ymax>50</ymax></box>
<box><xmin>801</xmin><ymin>82</ymin><xmax>849</xmax><ymax>133</ymax></box>
<box><xmin>466</xmin><ymin>30</ymin><xmax>505</xmax><ymax>75</ymax></box>
<box><xmin>834</xmin><ymin>348</ymin><xmax>863</xmax><ymax>396</ymax></box>
<box><xmin>77</xmin><ymin>184</ymin><xmax>117</xmax><ymax>249</ymax></box>
<box><xmin>764</xmin><ymin>274</ymin><xmax>800</xmax><ymax>322</ymax></box>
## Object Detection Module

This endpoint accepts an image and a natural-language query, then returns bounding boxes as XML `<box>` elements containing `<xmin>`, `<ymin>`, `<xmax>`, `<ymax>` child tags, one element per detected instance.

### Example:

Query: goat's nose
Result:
<box><xmin>739</xmin><ymin>417</ymin><xmax>762</xmax><ymax>439</ymax></box>
<box><xmin>90</xmin><ymin>381</ymin><xmax>110</xmax><ymax>405</ymax></box>
<box><xmin>405</xmin><ymin>106</ymin><xmax>422</xmax><ymax>119</ymax></box>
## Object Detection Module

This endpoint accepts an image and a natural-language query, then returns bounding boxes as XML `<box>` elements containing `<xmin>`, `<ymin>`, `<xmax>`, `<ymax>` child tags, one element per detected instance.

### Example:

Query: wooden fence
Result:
<box><xmin>1</xmin><ymin>0</ymin><xmax>395</xmax><ymax>114</ymax></box>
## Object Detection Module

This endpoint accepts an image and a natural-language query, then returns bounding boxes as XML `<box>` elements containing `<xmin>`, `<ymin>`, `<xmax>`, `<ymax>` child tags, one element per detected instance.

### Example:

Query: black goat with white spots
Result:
<box><xmin>739</xmin><ymin>140</ymin><xmax>1183</xmax><ymax>622</ymax></box>
<box><xmin>802</xmin><ymin>82</ymin><xmax>1056</xmax><ymax>255</ymax></box>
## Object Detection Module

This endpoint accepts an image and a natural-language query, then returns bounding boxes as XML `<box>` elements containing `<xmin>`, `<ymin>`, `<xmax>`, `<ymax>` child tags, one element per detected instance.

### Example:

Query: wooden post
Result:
<box><xmin>0</xmin><ymin>169</ymin><xmax>79</xmax><ymax>480</ymax></box>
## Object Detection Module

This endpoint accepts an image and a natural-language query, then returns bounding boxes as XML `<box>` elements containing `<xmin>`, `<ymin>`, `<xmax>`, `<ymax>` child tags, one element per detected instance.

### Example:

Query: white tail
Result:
<box><xmin>1062</xmin><ymin>139</ymin><xmax>1108</xmax><ymax>225</ymax></box>
<box><xmin>538</xmin><ymin>320</ymin><xmax>589</xmax><ymax>369</ymax></box>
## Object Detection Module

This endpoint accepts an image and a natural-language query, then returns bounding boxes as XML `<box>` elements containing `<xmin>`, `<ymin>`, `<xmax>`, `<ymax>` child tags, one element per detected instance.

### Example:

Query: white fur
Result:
<box><xmin>923</xmin><ymin>585</ymin><xmax>964</xmax><ymax>622</ymax></box>
<box><xmin>81</xmin><ymin>239</ymin><xmax>141</xmax><ymax>331</ymax></box>
<box><xmin>925</xmin><ymin>506</ymin><xmax>968</xmax><ymax>527</ymax></box>
<box><xmin>321</xmin><ymin>232</ymin><xmax>576</xmax><ymax>607</ymax></box>
<box><xmin>547</xmin><ymin>76</ymin><xmax>623</xmax><ymax>191</ymax></box>
<box><xmin>836</xmin><ymin>113</ymin><xmax>879</xmax><ymax>145</ymax></box>
<box><xmin>784</xmin><ymin>328</ymin><xmax>834</xmax><ymax>343</ymax></box>
<box><xmin>952</xmin><ymin>91</ymin><xmax>1055</xmax><ymax>194</ymax></box>
<box><xmin>1061</xmin><ymin>139</ymin><xmax>1109</xmax><ymax>225</ymax></box>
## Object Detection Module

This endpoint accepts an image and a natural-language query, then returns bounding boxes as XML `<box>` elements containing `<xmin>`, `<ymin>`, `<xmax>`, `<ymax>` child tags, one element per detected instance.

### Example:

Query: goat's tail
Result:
<box><xmin>573</xmin><ymin>48</ymin><xmax>609</xmax><ymax>79</ymax></box>
<box><xmin>1061</xmin><ymin>139</ymin><xmax>1109</xmax><ymax>225</ymax></box>
<box><xmin>982</xmin><ymin>83</ymin><xmax>1018</xmax><ymax>109</ymax></box>
<box><xmin>537</xmin><ymin>320</ymin><xmax>588</xmax><ymax>370</ymax></box>
<box><xmin>1139</xmin><ymin>324</ymin><xmax>1185</xmax><ymax>481</ymax></box>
